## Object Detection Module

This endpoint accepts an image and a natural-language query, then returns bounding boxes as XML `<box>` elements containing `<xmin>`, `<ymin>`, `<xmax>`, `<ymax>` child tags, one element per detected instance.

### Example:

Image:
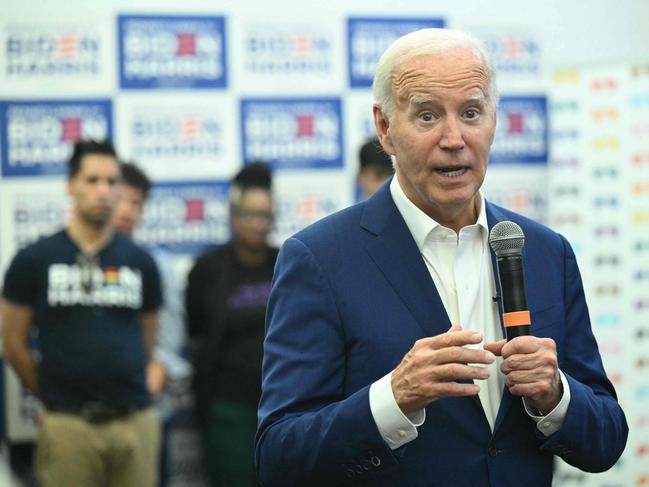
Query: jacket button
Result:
<box><xmin>488</xmin><ymin>446</ymin><xmax>500</xmax><ymax>457</ymax></box>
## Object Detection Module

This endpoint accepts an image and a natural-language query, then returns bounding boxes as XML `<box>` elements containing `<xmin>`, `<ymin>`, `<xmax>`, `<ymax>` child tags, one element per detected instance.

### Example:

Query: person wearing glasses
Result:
<box><xmin>185</xmin><ymin>162</ymin><xmax>277</xmax><ymax>487</ymax></box>
<box><xmin>1</xmin><ymin>140</ymin><xmax>162</xmax><ymax>487</ymax></box>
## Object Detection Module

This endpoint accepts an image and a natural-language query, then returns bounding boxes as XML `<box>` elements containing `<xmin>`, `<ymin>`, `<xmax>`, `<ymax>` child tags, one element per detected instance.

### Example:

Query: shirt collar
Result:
<box><xmin>389</xmin><ymin>175</ymin><xmax>489</xmax><ymax>252</ymax></box>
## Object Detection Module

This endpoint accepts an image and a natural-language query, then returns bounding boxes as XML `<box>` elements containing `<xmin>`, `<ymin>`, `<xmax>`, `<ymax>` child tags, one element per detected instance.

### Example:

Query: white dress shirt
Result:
<box><xmin>368</xmin><ymin>176</ymin><xmax>570</xmax><ymax>449</ymax></box>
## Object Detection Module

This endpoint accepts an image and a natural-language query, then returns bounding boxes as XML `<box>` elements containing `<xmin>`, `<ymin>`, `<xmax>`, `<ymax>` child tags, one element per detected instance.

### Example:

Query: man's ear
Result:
<box><xmin>372</xmin><ymin>104</ymin><xmax>395</xmax><ymax>156</ymax></box>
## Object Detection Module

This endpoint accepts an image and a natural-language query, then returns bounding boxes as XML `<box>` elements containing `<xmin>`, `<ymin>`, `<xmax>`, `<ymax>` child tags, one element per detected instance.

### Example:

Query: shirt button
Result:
<box><xmin>542</xmin><ymin>422</ymin><xmax>551</xmax><ymax>430</ymax></box>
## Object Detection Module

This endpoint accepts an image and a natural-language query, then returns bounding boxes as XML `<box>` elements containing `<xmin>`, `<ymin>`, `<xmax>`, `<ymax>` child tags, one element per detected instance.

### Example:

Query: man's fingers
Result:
<box><xmin>502</xmin><ymin>336</ymin><xmax>556</xmax><ymax>358</ymax></box>
<box><xmin>433</xmin><ymin>346</ymin><xmax>495</xmax><ymax>366</ymax></box>
<box><xmin>423</xmin><ymin>329</ymin><xmax>484</xmax><ymax>349</ymax></box>
<box><xmin>483</xmin><ymin>339</ymin><xmax>506</xmax><ymax>356</ymax></box>
<box><xmin>501</xmin><ymin>352</ymin><xmax>554</xmax><ymax>373</ymax></box>
<box><xmin>434</xmin><ymin>363</ymin><xmax>491</xmax><ymax>382</ymax></box>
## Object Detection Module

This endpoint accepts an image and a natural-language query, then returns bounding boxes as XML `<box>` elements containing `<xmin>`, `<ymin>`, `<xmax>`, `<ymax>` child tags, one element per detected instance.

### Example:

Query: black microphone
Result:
<box><xmin>488</xmin><ymin>221</ymin><xmax>531</xmax><ymax>340</ymax></box>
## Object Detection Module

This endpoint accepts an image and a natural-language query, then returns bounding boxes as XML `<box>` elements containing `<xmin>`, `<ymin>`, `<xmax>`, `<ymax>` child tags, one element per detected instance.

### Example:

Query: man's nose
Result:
<box><xmin>97</xmin><ymin>180</ymin><xmax>113</xmax><ymax>197</ymax></box>
<box><xmin>439</xmin><ymin>116</ymin><xmax>466</xmax><ymax>150</ymax></box>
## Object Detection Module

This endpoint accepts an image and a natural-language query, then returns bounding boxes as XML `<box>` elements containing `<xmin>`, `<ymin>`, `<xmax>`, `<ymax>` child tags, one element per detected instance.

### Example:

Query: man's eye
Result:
<box><xmin>420</xmin><ymin>112</ymin><xmax>434</xmax><ymax>122</ymax></box>
<box><xmin>464</xmin><ymin>109</ymin><xmax>479</xmax><ymax>119</ymax></box>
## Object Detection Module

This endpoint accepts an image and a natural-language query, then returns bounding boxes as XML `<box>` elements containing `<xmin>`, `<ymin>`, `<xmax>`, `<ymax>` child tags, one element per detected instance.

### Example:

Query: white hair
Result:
<box><xmin>372</xmin><ymin>28</ymin><xmax>499</xmax><ymax>121</ymax></box>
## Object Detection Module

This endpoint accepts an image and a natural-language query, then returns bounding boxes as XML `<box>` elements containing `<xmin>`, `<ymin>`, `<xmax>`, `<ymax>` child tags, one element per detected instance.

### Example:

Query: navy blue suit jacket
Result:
<box><xmin>256</xmin><ymin>180</ymin><xmax>627</xmax><ymax>486</ymax></box>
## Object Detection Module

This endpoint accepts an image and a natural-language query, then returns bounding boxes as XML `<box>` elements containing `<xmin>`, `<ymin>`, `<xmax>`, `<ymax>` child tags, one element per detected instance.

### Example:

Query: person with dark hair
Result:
<box><xmin>1</xmin><ymin>140</ymin><xmax>163</xmax><ymax>487</ymax></box>
<box><xmin>113</xmin><ymin>162</ymin><xmax>192</xmax><ymax>486</ymax></box>
<box><xmin>68</xmin><ymin>139</ymin><xmax>118</xmax><ymax>178</ymax></box>
<box><xmin>186</xmin><ymin>162</ymin><xmax>278</xmax><ymax>487</ymax></box>
<box><xmin>358</xmin><ymin>137</ymin><xmax>394</xmax><ymax>199</ymax></box>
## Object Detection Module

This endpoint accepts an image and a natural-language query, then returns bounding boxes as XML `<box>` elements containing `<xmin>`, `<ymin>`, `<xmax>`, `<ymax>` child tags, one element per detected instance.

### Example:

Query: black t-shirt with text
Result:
<box><xmin>2</xmin><ymin>230</ymin><xmax>162</xmax><ymax>410</ymax></box>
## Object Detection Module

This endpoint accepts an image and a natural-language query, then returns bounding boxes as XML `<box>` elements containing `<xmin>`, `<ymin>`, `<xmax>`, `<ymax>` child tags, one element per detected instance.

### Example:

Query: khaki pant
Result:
<box><xmin>36</xmin><ymin>408</ymin><xmax>160</xmax><ymax>487</ymax></box>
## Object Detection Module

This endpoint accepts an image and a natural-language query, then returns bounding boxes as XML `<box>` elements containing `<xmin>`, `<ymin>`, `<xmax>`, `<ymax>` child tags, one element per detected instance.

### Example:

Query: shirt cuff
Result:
<box><xmin>523</xmin><ymin>369</ymin><xmax>571</xmax><ymax>437</ymax></box>
<box><xmin>369</xmin><ymin>372</ymin><xmax>425</xmax><ymax>450</ymax></box>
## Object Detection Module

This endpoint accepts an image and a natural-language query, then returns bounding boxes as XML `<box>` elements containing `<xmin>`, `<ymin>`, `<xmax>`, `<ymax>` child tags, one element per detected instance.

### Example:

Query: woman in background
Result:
<box><xmin>186</xmin><ymin>163</ymin><xmax>277</xmax><ymax>487</ymax></box>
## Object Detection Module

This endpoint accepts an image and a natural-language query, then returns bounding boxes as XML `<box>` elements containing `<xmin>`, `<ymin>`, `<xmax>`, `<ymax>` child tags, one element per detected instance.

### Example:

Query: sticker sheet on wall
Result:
<box><xmin>548</xmin><ymin>63</ymin><xmax>649</xmax><ymax>487</ymax></box>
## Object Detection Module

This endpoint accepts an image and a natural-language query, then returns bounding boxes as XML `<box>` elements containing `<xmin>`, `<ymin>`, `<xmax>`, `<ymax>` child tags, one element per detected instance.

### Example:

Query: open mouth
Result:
<box><xmin>434</xmin><ymin>166</ymin><xmax>468</xmax><ymax>177</ymax></box>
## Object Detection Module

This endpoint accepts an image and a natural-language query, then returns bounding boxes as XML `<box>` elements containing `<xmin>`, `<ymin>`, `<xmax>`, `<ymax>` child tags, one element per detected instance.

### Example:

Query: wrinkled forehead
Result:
<box><xmin>392</xmin><ymin>49</ymin><xmax>492</xmax><ymax>102</ymax></box>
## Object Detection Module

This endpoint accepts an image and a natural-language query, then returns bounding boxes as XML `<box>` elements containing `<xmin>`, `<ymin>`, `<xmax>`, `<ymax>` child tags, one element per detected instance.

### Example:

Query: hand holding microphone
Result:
<box><xmin>485</xmin><ymin>221</ymin><xmax>563</xmax><ymax>414</ymax></box>
<box><xmin>488</xmin><ymin>221</ymin><xmax>531</xmax><ymax>341</ymax></box>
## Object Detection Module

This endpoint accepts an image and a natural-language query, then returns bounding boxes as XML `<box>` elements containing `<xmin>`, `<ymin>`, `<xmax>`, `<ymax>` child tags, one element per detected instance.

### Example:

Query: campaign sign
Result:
<box><xmin>347</xmin><ymin>17</ymin><xmax>445</xmax><ymax>88</ymax></box>
<box><xmin>480</xmin><ymin>32</ymin><xmax>542</xmax><ymax>76</ymax></box>
<box><xmin>0</xmin><ymin>179</ymin><xmax>68</xmax><ymax>276</ymax></box>
<box><xmin>270</xmin><ymin>171</ymin><xmax>350</xmax><ymax>245</ymax></box>
<box><xmin>118</xmin><ymin>15</ymin><xmax>227</xmax><ymax>89</ymax></box>
<box><xmin>241</xmin><ymin>98</ymin><xmax>343</xmax><ymax>170</ymax></box>
<box><xmin>0</xmin><ymin>99</ymin><xmax>112</xmax><ymax>177</ymax></box>
<box><xmin>115</xmin><ymin>94</ymin><xmax>238</xmax><ymax>180</ymax></box>
<box><xmin>4</xmin><ymin>24</ymin><xmax>101</xmax><ymax>79</ymax></box>
<box><xmin>134</xmin><ymin>181</ymin><xmax>230</xmax><ymax>255</ymax></box>
<box><xmin>244</xmin><ymin>23</ymin><xmax>334</xmax><ymax>77</ymax></box>
<box><xmin>490</xmin><ymin>96</ymin><xmax>547</xmax><ymax>164</ymax></box>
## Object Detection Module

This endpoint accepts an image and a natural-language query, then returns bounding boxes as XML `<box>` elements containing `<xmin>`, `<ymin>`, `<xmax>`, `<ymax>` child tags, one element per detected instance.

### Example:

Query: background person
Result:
<box><xmin>112</xmin><ymin>162</ymin><xmax>192</xmax><ymax>486</ymax></box>
<box><xmin>357</xmin><ymin>137</ymin><xmax>394</xmax><ymax>199</ymax></box>
<box><xmin>1</xmin><ymin>140</ymin><xmax>162</xmax><ymax>487</ymax></box>
<box><xmin>186</xmin><ymin>162</ymin><xmax>278</xmax><ymax>487</ymax></box>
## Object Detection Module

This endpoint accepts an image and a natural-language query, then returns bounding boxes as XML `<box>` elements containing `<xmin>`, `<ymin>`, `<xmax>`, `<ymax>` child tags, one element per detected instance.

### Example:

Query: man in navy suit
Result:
<box><xmin>255</xmin><ymin>28</ymin><xmax>627</xmax><ymax>486</ymax></box>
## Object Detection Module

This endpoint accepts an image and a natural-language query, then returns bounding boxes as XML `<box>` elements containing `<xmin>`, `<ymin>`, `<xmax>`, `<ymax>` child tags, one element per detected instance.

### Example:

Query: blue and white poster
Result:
<box><xmin>347</xmin><ymin>17</ymin><xmax>445</xmax><ymax>88</ymax></box>
<box><xmin>114</xmin><ymin>94</ymin><xmax>239</xmax><ymax>180</ymax></box>
<box><xmin>134</xmin><ymin>180</ymin><xmax>230</xmax><ymax>255</ymax></box>
<box><xmin>118</xmin><ymin>15</ymin><xmax>227</xmax><ymax>89</ymax></box>
<box><xmin>491</xmin><ymin>96</ymin><xmax>548</xmax><ymax>164</ymax></box>
<box><xmin>240</xmin><ymin>98</ymin><xmax>343</xmax><ymax>170</ymax></box>
<box><xmin>0</xmin><ymin>99</ymin><xmax>113</xmax><ymax>177</ymax></box>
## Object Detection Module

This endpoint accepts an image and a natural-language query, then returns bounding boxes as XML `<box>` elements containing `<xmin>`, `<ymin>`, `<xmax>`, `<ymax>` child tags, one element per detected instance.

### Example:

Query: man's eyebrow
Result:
<box><xmin>410</xmin><ymin>95</ymin><xmax>435</xmax><ymax>107</ymax></box>
<box><xmin>409</xmin><ymin>94</ymin><xmax>487</xmax><ymax>107</ymax></box>
<box><xmin>465</xmin><ymin>94</ymin><xmax>487</xmax><ymax>104</ymax></box>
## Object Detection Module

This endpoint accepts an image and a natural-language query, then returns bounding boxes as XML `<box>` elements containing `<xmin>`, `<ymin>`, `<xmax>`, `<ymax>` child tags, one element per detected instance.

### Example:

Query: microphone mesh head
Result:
<box><xmin>489</xmin><ymin>221</ymin><xmax>525</xmax><ymax>257</ymax></box>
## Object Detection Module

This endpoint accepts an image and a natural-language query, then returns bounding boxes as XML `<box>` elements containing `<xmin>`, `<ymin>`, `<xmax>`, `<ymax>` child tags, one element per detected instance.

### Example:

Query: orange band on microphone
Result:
<box><xmin>503</xmin><ymin>310</ymin><xmax>531</xmax><ymax>328</ymax></box>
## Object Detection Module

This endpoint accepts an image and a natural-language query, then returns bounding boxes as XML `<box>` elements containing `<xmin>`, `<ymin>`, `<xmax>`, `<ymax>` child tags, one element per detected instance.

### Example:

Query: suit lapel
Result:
<box><xmin>360</xmin><ymin>181</ymin><xmax>451</xmax><ymax>338</ymax></box>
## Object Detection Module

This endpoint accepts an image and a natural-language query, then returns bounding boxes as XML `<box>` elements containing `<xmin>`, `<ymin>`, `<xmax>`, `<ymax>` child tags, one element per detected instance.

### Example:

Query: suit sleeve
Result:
<box><xmin>255</xmin><ymin>237</ymin><xmax>398</xmax><ymax>486</ymax></box>
<box><xmin>537</xmin><ymin>235</ymin><xmax>628</xmax><ymax>472</ymax></box>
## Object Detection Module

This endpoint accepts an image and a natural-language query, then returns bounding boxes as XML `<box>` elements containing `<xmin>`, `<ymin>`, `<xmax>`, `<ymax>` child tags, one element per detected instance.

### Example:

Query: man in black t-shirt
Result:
<box><xmin>1</xmin><ymin>140</ymin><xmax>163</xmax><ymax>487</ymax></box>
